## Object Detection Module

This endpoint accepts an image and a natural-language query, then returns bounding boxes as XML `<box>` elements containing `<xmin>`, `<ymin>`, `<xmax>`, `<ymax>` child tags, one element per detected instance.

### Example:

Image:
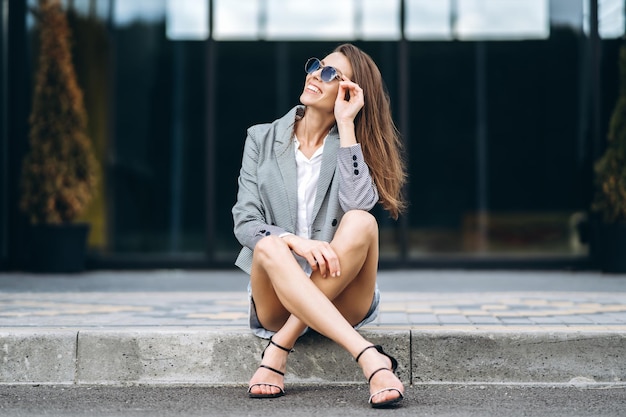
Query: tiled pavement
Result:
<box><xmin>1</xmin><ymin>270</ymin><xmax>625</xmax><ymax>330</ymax></box>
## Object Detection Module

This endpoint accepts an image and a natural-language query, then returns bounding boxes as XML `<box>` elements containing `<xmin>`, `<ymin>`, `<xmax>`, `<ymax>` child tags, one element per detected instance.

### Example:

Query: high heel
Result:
<box><xmin>355</xmin><ymin>345</ymin><xmax>404</xmax><ymax>408</ymax></box>
<box><xmin>248</xmin><ymin>337</ymin><xmax>294</xmax><ymax>399</ymax></box>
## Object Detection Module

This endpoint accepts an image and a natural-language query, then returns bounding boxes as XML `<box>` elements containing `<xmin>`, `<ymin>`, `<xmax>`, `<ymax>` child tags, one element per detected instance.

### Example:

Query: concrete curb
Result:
<box><xmin>1</xmin><ymin>329</ymin><xmax>624</xmax><ymax>386</ymax></box>
<box><xmin>413</xmin><ymin>329</ymin><xmax>626</xmax><ymax>384</ymax></box>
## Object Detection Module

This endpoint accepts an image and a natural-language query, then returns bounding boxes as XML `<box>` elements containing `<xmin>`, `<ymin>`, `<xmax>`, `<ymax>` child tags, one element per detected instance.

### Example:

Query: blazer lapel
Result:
<box><xmin>311</xmin><ymin>127</ymin><xmax>339</xmax><ymax>221</ymax></box>
<box><xmin>275</xmin><ymin>107</ymin><xmax>300</xmax><ymax>229</ymax></box>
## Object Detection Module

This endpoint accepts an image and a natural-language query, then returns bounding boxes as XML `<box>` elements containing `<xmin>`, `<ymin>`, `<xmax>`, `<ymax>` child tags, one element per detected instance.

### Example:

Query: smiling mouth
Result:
<box><xmin>306</xmin><ymin>84</ymin><xmax>321</xmax><ymax>94</ymax></box>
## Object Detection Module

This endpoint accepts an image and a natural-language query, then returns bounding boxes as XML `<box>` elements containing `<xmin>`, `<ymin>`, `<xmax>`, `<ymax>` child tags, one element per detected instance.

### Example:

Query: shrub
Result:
<box><xmin>594</xmin><ymin>42</ymin><xmax>626</xmax><ymax>223</ymax></box>
<box><xmin>19</xmin><ymin>0</ymin><xmax>98</xmax><ymax>224</ymax></box>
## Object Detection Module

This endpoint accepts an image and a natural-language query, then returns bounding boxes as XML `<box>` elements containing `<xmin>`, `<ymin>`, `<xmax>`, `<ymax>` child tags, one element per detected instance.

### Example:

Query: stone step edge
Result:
<box><xmin>1</xmin><ymin>329</ymin><xmax>624</xmax><ymax>385</ymax></box>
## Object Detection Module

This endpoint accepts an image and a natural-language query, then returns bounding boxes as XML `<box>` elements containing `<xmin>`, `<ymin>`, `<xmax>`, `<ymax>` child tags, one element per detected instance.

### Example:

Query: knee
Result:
<box><xmin>253</xmin><ymin>235</ymin><xmax>289</xmax><ymax>266</ymax></box>
<box><xmin>340</xmin><ymin>210</ymin><xmax>378</xmax><ymax>238</ymax></box>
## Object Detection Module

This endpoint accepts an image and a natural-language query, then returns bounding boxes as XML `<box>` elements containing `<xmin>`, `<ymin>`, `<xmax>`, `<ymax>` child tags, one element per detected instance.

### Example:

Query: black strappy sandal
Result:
<box><xmin>355</xmin><ymin>345</ymin><xmax>404</xmax><ymax>408</ymax></box>
<box><xmin>248</xmin><ymin>337</ymin><xmax>294</xmax><ymax>399</ymax></box>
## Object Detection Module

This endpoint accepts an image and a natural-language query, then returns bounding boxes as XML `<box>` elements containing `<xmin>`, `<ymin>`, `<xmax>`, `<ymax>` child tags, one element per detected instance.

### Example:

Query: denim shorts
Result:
<box><xmin>247</xmin><ymin>281</ymin><xmax>380</xmax><ymax>339</ymax></box>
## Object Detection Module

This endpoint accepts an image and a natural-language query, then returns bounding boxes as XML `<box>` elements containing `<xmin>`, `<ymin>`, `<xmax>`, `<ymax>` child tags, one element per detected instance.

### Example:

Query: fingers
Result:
<box><xmin>335</xmin><ymin>81</ymin><xmax>364</xmax><ymax>122</ymax></box>
<box><xmin>337</xmin><ymin>80</ymin><xmax>364</xmax><ymax>104</ymax></box>
<box><xmin>292</xmin><ymin>237</ymin><xmax>341</xmax><ymax>278</ymax></box>
<box><xmin>307</xmin><ymin>242</ymin><xmax>340</xmax><ymax>278</ymax></box>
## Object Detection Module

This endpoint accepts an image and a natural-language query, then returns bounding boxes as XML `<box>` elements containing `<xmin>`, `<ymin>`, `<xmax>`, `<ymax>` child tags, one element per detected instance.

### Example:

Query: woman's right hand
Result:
<box><xmin>282</xmin><ymin>235</ymin><xmax>341</xmax><ymax>278</ymax></box>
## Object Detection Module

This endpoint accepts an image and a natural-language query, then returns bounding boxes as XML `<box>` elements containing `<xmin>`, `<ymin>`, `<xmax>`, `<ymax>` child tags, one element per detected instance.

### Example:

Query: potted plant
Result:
<box><xmin>592</xmin><ymin>41</ymin><xmax>626</xmax><ymax>273</ymax></box>
<box><xmin>19</xmin><ymin>0</ymin><xmax>98</xmax><ymax>272</ymax></box>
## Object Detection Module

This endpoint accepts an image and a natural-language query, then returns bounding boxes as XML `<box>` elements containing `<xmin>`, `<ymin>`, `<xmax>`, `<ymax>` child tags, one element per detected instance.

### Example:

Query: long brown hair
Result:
<box><xmin>334</xmin><ymin>44</ymin><xmax>407</xmax><ymax>219</ymax></box>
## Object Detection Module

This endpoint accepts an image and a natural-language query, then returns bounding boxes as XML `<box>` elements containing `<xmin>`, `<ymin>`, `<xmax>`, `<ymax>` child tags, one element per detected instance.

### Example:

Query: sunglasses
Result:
<box><xmin>304</xmin><ymin>58</ymin><xmax>343</xmax><ymax>82</ymax></box>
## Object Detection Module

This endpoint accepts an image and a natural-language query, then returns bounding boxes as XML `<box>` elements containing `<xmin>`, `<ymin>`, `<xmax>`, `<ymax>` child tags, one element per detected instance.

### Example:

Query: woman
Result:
<box><xmin>232</xmin><ymin>43</ymin><xmax>407</xmax><ymax>408</ymax></box>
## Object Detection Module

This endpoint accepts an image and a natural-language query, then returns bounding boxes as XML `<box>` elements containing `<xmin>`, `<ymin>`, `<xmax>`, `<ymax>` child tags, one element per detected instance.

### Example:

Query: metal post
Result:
<box><xmin>475</xmin><ymin>41</ymin><xmax>489</xmax><ymax>252</ymax></box>
<box><xmin>105</xmin><ymin>0</ymin><xmax>117</xmax><ymax>251</ymax></box>
<box><xmin>1</xmin><ymin>0</ymin><xmax>8</xmax><ymax>266</ymax></box>
<box><xmin>587</xmin><ymin>0</ymin><xmax>602</xmax><ymax>268</ymax></box>
<box><xmin>205</xmin><ymin>0</ymin><xmax>216</xmax><ymax>260</ymax></box>
<box><xmin>169</xmin><ymin>42</ymin><xmax>185</xmax><ymax>252</ymax></box>
<box><xmin>589</xmin><ymin>0</ymin><xmax>602</xmax><ymax>162</ymax></box>
<box><xmin>7</xmin><ymin>0</ymin><xmax>28</xmax><ymax>269</ymax></box>
<box><xmin>398</xmin><ymin>0</ymin><xmax>409</xmax><ymax>262</ymax></box>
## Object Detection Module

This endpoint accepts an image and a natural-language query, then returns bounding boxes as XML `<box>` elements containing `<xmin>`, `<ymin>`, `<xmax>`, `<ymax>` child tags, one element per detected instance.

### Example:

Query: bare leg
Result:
<box><xmin>248</xmin><ymin>211</ymin><xmax>403</xmax><ymax>403</ymax></box>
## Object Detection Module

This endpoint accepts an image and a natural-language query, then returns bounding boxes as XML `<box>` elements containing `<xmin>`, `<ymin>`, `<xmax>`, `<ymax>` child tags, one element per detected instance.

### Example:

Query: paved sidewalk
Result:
<box><xmin>1</xmin><ymin>270</ymin><xmax>625</xmax><ymax>386</ymax></box>
<box><xmin>1</xmin><ymin>270</ymin><xmax>626</xmax><ymax>330</ymax></box>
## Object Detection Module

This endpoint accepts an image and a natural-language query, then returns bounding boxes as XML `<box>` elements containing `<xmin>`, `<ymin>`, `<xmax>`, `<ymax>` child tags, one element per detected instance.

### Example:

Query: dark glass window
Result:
<box><xmin>8</xmin><ymin>0</ymin><xmax>622</xmax><ymax>269</ymax></box>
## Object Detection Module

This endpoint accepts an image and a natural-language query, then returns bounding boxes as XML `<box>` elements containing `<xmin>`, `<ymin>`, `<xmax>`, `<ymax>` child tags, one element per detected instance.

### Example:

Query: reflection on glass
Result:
<box><xmin>265</xmin><ymin>0</ymin><xmax>354</xmax><ymax>40</ymax></box>
<box><xmin>405</xmin><ymin>0</ymin><xmax>453</xmax><ymax>40</ymax></box>
<box><xmin>598</xmin><ymin>0</ymin><xmax>625</xmax><ymax>38</ymax></box>
<box><xmin>113</xmin><ymin>0</ymin><xmax>165</xmax><ymax>27</ymax></box>
<box><xmin>63</xmin><ymin>0</ymin><xmax>110</xmax><ymax>19</ymax></box>
<box><xmin>107</xmin><ymin>3</ymin><xmax>208</xmax><ymax>254</ymax></box>
<box><xmin>583</xmin><ymin>0</ymin><xmax>626</xmax><ymax>38</ymax></box>
<box><xmin>214</xmin><ymin>0</ymin><xmax>260</xmax><ymax>40</ymax></box>
<box><xmin>550</xmin><ymin>0</ymin><xmax>584</xmax><ymax>32</ymax></box>
<box><xmin>455</xmin><ymin>0</ymin><xmax>549</xmax><ymax>40</ymax></box>
<box><xmin>166</xmin><ymin>0</ymin><xmax>209</xmax><ymax>40</ymax></box>
<box><xmin>405</xmin><ymin>0</ymin><xmax>550</xmax><ymax>41</ymax></box>
<box><xmin>20</xmin><ymin>0</ymin><xmax>613</xmax><ymax>263</ymax></box>
<box><xmin>361</xmin><ymin>0</ymin><xmax>401</xmax><ymax>40</ymax></box>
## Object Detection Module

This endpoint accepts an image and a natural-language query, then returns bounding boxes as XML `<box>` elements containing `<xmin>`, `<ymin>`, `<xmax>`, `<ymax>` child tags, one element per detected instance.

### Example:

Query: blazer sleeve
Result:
<box><xmin>232</xmin><ymin>129</ymin><xmax>290</xmax><ymax>251</ymax></box>
<box><xmin>337</xmin><ymin>144</ymin><xmax>379</xmax><ymax>211</ymax></box>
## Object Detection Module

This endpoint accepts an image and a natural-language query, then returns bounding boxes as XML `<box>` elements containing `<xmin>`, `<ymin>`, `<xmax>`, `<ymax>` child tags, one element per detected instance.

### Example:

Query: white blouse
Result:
<box><xmin>293</xmin><ymin>134</ymin><xmax>326</xmax><ymax>238</ymax></box>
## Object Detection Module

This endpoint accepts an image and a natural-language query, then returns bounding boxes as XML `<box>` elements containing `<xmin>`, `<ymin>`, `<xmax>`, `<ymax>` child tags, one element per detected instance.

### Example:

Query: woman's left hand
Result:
<box><xmin>334</xmin><ymin>80</ymin><xmax>364</xmax><ymax>125</ymax></box>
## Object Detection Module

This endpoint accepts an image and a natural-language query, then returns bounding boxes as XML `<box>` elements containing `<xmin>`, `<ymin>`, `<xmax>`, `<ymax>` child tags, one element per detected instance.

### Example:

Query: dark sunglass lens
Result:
<box><xmin>320</xmin><ymin>66</ymin><xmax>337</xmax><ymax>82</ymax></box>
<box><xmin>305</xmin><ymin>58</ymin><xmax>321</xmax><ymax>74</ymax></box>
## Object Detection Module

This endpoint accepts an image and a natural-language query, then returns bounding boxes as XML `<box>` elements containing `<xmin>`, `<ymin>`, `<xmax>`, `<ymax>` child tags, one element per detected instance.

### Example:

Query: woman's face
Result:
<box><xmin>299</xmin><ymin>52</ymin><xmax>353</xmax><ymax>113</ymax></box>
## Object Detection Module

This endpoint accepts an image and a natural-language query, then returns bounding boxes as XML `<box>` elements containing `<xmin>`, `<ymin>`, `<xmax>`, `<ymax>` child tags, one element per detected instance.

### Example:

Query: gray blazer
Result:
<box><xmin>232</xmin><ymin>105</ymin><xmax>379</xmax><ymax>274</ymax></box>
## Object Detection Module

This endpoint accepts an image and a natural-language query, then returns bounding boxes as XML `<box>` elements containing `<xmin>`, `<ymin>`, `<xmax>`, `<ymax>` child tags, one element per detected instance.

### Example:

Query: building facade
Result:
<box><xmin>1</xmin><ymin>0</ymin><xmax>624</xmax><ymax>270</ymax></box>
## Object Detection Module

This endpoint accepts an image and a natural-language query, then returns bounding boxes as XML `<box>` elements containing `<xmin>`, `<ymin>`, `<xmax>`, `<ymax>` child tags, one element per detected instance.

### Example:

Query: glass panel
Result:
<box><xmin>214</xmin><ymin>0</ymin><xmax>260</xmax><ymax>40</ymax></box>
<box><xmin>65</xmin><ymin>4</ymin><xmax>111</xmax><ymax>250</ymax></box>
<box><xmin>550</xmin><ymin>0</ymin><xmax>584</xmax><ymax>32</ymax></box>
<box><xmin>405</xmin><ymin>0</ymin><xmax>590</xmax><ymax>258</ymax></box>
<box><xmin>165</xmin><ymin>0</ymin><xmax>209</xmax><ymax>41</ymax></box>
<box><xmin>361</xmin><ymin>0</ymin><xmax>401</xmax><ymax>40</ymax></box>
<box><xmin>113</xmin><ymin>0</ymin><xmax>164</xmax><ymax>26</ymax></box>
<box><xmin>265</xmin><ymin>0</ymin><xmax>355</xmax><ymax>40</ymax></box>
<box><xmin>455</xmin><ymin>0</ymin><xmax>549</xmax><ymax>40</ymax></box>
<box><xmin>0</xmin><ymin>0</ymin><xmax>7</xmax><ymax>264</ymax></box>
<box><xmin>583</xmin><ymin>0</ymin><xmax>625</xmax><ymax>39</ymax></box>
<box><xmin>65</xmin><ymin>0</ymin><xmax>110</xmax><ymax>19</ymax></box>
<box><xmin>405</xmin><ymin>0</ymin><xmax>550</xmax><ymax>41</ymax></box>
<box><xmin>16</xmin><ymin>0</ymin><xmax>611</xmax><ymax>266</ymax></box>
<box><xmin>598</xmin><ymin>0</ymin><xmax>625</xmax><ymax>38</ymax></box>
<box><xmin>405</xmin><ymin>0</ymin><xmax>453</xmax><ymax>40</ymax></box>
<box><xmin>108</xmin><ymin>1</ymin><xmax>207</xmax><ymax>254</ymax></box>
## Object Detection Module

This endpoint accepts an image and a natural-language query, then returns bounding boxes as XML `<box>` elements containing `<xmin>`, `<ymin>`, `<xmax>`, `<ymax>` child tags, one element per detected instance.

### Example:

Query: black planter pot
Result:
<box><xmin>592</xmin><ymin>219</ymin><xmax>626</xmax><ymax>273</ymax></box>
<box><xmin>28</xmin><ymin>223</ymin><xmax>90</xmax><ymax>273</ymax></box>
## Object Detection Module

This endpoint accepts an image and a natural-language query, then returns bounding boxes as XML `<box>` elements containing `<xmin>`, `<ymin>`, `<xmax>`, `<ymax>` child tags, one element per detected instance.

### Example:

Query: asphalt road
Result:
<box><xmin>1</xmin><ymin>384</ymin><xmax>625</xmax><ymax>417</ymax></box>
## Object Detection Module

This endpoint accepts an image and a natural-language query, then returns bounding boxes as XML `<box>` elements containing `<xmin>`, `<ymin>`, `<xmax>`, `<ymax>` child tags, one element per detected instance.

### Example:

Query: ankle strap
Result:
<box><xmin>269</xmin><ymin>338</ymin><xmax>295</xmax><ymax>354</ymax></box>
<box><xmin>355</xmin><ymin>345</ymin><xmax>379</xmax><ymax>363</ymax></box>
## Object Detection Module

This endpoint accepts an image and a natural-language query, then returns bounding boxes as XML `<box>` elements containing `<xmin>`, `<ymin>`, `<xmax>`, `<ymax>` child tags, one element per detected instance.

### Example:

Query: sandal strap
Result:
<box><xmin>355</xmin><ymin>345</ymin><xmax>378</xmax><ymax>363</ymax></box>
<box><xmin>355</xmin><ymin>345</ymin><xmax>398</xmax><ymax>373</ymax></box>
<box><xmin>258</xmin><ymin>364</ymin><xmax>285</xmax><ymax>377</ymax></box>
<box><xmin>261</xmin><ymin>337</ymin><xmax>294</xmax><ymax>359</ymax></box>
<box><xmin>368</xmin><ymin>387</ymin><xmax>404</xmax><ymax>404</ymax></box>
<box><xmin>269</xmin><ymin>338</ymin><xmax>295</xmax><ymax>354</ymax></box>
<box><xmin>367</xmin><ymin>366</ymin><xmax>391</xmax><ymax>383</ymax></box>
<box><xmin>247</xmin><ymin>383</ymin><xmax>285</xmax><ymax>395</ymax></box>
